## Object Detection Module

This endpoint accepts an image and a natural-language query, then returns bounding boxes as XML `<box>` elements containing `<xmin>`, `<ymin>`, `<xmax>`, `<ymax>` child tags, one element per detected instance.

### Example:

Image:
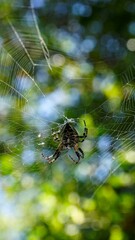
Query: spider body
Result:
<box><xmin>42</xmin><ymin>119</ymin><xmax>88</xmax><ymax>164</ymax></box>
<box><xmin>61</xmin><ymin>122</ymin><xmax>79</xmax><ymax>149</ymax></box>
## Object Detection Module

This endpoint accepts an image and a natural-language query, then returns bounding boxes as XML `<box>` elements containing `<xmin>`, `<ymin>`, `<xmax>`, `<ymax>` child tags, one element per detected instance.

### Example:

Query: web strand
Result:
<box><xmin>0</xmin><ymin>0</ymin><xmax>134</xmax><ymax>198</ymax></box>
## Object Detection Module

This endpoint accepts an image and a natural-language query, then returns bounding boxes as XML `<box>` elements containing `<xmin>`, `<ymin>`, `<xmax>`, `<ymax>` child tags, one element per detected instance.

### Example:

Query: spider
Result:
<box><xmin>42</xmin><ymin>118</ymin><xmax>88</xmax><ymax>164</ymax></box>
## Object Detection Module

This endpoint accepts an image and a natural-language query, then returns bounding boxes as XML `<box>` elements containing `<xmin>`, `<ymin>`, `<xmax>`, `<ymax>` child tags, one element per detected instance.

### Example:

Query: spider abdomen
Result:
<box><xmin>61</xmin><ymin>123</ymin><xmax>78</xmax><ymax>148</ymax></box>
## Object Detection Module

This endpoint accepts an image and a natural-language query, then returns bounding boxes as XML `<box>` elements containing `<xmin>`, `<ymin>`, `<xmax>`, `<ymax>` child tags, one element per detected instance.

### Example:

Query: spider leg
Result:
<box><xmin>42</xmin><ymin>150</ymin><xmax>60</xmax><ymax>163</ymax></box>
<box><xmin>78</xmin><ymin>147</ymin><xmax>84</xmax><ymax>158</ymax></box>
<box><xmin>78</xmin><ymin>120</ymin><xmax>88</xmax><ymax>142</ymax></box>
<box><xmin>52</xmin><ymin>129</ymin><xmax>61</xmax><ymax>142</ymax></box>
<box><xmin>83</xmin><ymin>120</ymin><xmax>88</xmax><ymax>136</ymax></box>
<box><xmin>69</xmin><ymin>151</ymin><xmax>81</xmax><ymax>164</ymax></box>
<box><xmin>51</xmin><ymin>129</ymin><xmax>60</xmax><ymax>135</ymax></box>
<box><xmin>53</xmin><ymin>135</ymin><xmax>60</xmax><ymax>141</ymax></box>
<box><xmin>42</xmin><ymin>144</ymin><xmax>62</xmax><ymax>163</ymax></box>
<box><xmin>78</xmin><ymin>136</ymin><xmax>86</xmax><ymax>142</ymax></box>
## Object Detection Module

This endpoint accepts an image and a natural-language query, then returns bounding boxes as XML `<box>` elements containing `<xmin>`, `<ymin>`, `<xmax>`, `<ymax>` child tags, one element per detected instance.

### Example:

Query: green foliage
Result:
<box><xmin>0</xmin><ymin>0</ymin><xmax>135</xmax><ymax>240</ymax></box>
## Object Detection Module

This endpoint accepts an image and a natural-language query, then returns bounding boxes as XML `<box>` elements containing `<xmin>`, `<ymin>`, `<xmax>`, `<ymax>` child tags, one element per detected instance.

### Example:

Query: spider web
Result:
<box><xmin>0</xmin><ymin>0</ymin><xmax>134</xmax><ymax>204</ymax></box>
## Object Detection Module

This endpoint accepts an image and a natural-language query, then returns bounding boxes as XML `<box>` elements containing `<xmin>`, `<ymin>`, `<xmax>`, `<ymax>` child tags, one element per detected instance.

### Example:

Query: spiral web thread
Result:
<box><xmin>0</xmin><ymin>0</ymin><xmax>135</xmax><ymax>198</ymax></box>
<box><xmin>85</xmin><ymin>64</ymin><xmax>135</xmax><ymax>197</ymax></box>
<box><xmin>0</xmin><ymin>0</ymin><xmax>51</xmax><ymax>108</ymax></box>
